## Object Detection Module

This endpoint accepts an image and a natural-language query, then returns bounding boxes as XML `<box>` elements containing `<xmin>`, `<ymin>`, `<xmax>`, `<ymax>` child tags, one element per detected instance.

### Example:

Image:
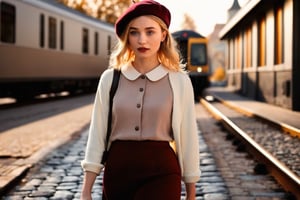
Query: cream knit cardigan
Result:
<box><xmin>81</xmin><ymin>67</ymin><xmax>201</xmax><ymax>183</ymax></box>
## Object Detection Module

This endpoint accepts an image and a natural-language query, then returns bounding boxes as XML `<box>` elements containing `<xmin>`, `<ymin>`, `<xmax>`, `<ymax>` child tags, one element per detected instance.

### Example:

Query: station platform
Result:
<box><xmin>203</xmin><ymin>87</ymin><xmax>300</xmax><ymax>137</ymax></box>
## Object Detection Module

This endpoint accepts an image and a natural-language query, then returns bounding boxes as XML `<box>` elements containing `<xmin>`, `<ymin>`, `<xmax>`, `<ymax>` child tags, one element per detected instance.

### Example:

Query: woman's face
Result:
<box><xmin>128</xmin><ymin>16</ymin><xmax>166</xmax><ymax>60</ymax></box>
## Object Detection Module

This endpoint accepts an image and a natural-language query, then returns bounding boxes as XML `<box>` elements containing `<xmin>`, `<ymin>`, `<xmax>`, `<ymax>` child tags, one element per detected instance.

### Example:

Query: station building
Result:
<box><xmin>219</xmin><ymin>0</ymin><xmax>300</xmax><ymax>111</ymax></box>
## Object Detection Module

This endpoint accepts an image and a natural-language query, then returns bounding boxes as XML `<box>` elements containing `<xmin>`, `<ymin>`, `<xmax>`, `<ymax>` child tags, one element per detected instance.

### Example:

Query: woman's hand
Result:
<box><xmin>80</xmin><ymin>171</ymin><xmax>97</xmax><ymax>200</ymax></box>
<box><xmin>185</xmin><ymin>182</ymin><xmax>196</xmax><ymax>200</ymax></box>
<box><xmin>80</xmin><ymin>192</ymin><xmax>92</xmax><ymax>200</ymax></box>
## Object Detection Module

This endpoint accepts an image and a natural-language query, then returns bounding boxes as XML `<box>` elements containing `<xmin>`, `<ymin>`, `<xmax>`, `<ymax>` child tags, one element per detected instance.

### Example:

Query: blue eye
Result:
<box><xmin>129</xmin><ymin>31</ymin><xmax>138</xmax><ymax>36</ymax></box>
<box><xmin>146</xmin><ymin>31</ymin><xmax>154</xmax><ymax>35</ymax></box>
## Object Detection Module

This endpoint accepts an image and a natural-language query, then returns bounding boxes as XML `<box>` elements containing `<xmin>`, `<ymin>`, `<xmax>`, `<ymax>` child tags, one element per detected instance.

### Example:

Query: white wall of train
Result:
<box><xmin>0</xmin><ymin>0</ymin><xmax>116</xmax><ymax>99</ymax></box>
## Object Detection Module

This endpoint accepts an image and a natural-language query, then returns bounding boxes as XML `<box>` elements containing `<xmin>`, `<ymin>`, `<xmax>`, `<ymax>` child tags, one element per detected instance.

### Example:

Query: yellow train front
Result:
<box><xmin>172</xmin><ymin>30</ymin><xmax>210</xmax><ymax>100</ymax></box>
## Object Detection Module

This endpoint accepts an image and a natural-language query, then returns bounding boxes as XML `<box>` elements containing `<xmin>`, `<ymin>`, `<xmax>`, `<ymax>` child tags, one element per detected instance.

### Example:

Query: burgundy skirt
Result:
<box><xmin>102</xmin><ymin>140</ymin><xmax>181</xmax><ymax>200</ymax></box>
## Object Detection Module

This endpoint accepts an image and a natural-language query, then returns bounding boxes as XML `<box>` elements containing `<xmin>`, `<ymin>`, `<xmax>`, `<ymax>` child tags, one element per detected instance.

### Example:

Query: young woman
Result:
<box><xmin>81</xmin><ymin>1</ymin><xmax>200</xmax><ymax>199</ymax></box>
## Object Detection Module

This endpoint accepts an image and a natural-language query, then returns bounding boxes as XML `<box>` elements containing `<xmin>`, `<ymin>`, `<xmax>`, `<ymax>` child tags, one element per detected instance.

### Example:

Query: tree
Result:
<box><xmin>181</xmin><ymin>13</ymin><xmax>197</xmax><ymax>31</ymax></box>
<box><xmin>57</xmin><ymin>0</ymin><xmax>135</xmax><ymax>24</ymax></box>
<box><xmin>58</xmin><ymin>0</ymin><xmax>87</xmax><ymax>14</ymax></box>
<box><xmin>96</xmin><ymin>0</ymin><xmax>133</xmax><ymax>24</ymax></box>
<box><xmin>210</xmin><ymin>66</ymin><xmax>226</xmax><ymax>82</ymax></box>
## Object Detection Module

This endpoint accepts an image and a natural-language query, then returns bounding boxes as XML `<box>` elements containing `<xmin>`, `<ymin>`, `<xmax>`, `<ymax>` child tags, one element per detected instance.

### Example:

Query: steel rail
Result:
<box><xmin>212</xmin><ymin>95</ymin><xmax>300</xmax><ymax>138</ymax></box>
<box><xmin>200</xmin><ymin>98</ymin><xmax>300</xmax><ymax>199</ymax></box>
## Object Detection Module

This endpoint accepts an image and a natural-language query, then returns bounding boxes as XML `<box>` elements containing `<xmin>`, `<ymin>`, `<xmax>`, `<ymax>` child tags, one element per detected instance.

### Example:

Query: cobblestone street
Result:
<box><xmin>2</xmin><ymin>127</ymin><xmax>229</xmax><ymax>200</ymax></box>
<box><xmin>0</xmin><ymin>96</ymin><xmax>292</xmax><ymax>199</ymax></box>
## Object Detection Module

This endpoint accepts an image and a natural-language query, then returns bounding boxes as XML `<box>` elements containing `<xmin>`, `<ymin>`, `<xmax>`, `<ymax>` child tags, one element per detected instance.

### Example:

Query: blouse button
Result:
<box><xmin>137</xmin><ymin>103</ymin><xmax>141</xmax><ymax>108</ymax></box>
<box><xmin>139</xmin><ymin>88</ymin><xmax>144</xmax><ymax>92</ymax></box>
<box><xmin>141</xmin><ymin>75</ymin><xmax>146</xmax><ymax>79</ymax></box>
<box><xmin>135</xmin><ymin>126</ymin><xmax>139</xmax><ymax>131</ymax></box>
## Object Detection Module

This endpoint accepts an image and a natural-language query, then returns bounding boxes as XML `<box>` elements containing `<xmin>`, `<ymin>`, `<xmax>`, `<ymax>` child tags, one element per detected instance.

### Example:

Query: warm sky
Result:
<box><xmin>156</xmin><ymin>0</ymin><xmax>249</xmax><ymax>36</ymax></box>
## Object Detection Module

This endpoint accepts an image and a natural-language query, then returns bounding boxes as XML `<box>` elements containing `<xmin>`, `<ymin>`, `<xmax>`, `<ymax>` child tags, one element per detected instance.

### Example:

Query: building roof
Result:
<box><xmin>229</xmin><ymin>0</ymin><xmax>241</xmax><ymax>11</ymax></box>
<box><xmin>219</xmin><ymin>0</ymin><xmax>261</xmax><ymax>39</ymax></box>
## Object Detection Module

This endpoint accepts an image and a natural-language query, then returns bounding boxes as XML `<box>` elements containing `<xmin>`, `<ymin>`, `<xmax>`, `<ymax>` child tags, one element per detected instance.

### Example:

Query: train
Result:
<box><xmin>0</xmin><ymin>0</ymin><xmax>115</xmax><ymax>100</ymax></box>
<box><xmin>0</xmin><ymin>0</ymin><xmax>209</xmax><ymax>101</ymax></box>
<box><xmin>172</xmin><ymin>30</ymin><xmax>210</xmax><ymax>100</ymax></box>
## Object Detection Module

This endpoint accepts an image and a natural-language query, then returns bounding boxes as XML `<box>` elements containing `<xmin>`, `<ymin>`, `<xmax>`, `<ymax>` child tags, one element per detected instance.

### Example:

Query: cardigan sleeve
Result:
<box><xmin>180</xmin><ymin>75</ymin><xmax>201</xmax><ymax>183</ymax></box>
<box><xmin>170</xmin><ymin>71</ymin><xmax>201</xmax><ymax>183</ymax></box>
<box><xmin>81</xmin><ymin>69</ymin><xmax>114</xmax><ymax>174</ymax></box>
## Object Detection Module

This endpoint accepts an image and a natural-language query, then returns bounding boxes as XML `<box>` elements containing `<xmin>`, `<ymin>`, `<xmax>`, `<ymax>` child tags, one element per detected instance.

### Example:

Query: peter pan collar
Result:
<box><xmin>121</xmin><ymin>63</ymin><xmax>169</xmax><ymax>81</ymax></box>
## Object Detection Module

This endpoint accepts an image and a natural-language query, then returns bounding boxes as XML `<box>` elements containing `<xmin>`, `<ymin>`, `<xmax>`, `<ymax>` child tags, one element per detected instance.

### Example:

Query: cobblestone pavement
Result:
<box><xmin>0</xmin><ymin>95</ymin><xmax>94</xmax><ymax>195</ymax></box>
<box><xmin>2</xmin><ymin>127</ymin><xmax>230</xmax><ymax>200</ymax></box>
<box><xmin>1</xmin><ymin>101</ymin><xmax>292</xmax><ymax>199</ymax></box>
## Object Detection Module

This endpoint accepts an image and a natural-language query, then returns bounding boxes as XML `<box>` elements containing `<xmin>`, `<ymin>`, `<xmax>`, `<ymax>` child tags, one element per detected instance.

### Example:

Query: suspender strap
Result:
<box><xmin>101</xmin><ymin>69</ymin><xmax>121</xmax><ymax>165</ymax></box>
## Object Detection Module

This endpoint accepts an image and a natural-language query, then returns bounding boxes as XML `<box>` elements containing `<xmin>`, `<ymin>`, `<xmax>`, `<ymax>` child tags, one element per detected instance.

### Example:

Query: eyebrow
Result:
<box><xmin>129</xmin><ymin>26</ymin><xmax>156</xmax><ymax>31</ymax></box>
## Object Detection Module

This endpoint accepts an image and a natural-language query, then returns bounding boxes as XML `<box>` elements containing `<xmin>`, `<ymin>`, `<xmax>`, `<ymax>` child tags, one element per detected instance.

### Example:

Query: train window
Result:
<box><xmin>258</xmin><ymin>16</ymin><xmax>266</xmax><ymax>67</ymax></box>
<box><xmin>48</xmin><ymin>17</ymin><xmax>57</xmax><ymax>49</ymax></box>
<box><xmin>40</xmin><ymin>14</ymin><xmax>45</xmax><ymax>48</ymax></box>
<box><xmin>94</xmin><ymin>32</ymin><xmax>98</xmax><ymax>55</ymax></box>
<box><xmin>60</xmin><ymin>21</ymin><xmax>64</xmax><ymax>50</ymax></box>
<box><xmin>82</xmin><ymin>28</ymin><xmax>89</xmax><ymax>54</ymax></box>
<box><xmin>274</xmin><ymin>4</ymin><xmax>284</xmax><ymax>64</ymax></box>
<box><xmin>227</xmin><ymin>40</ymin><xmax>232</xmax><ymax>70</ymax></box>
<box><xmin>107</xmin><ymin>35</ymin><xmax>111</xmax><ymax>55</ymax></box>
<box><xmin>236</xmin><ymin>34</ymin><xmax>242</xmax><ymax>69</ymax></box>
<box><xmin>245</xmin><ymin>27</ymin><xmax>252</xmax><ymax>68</ymax></box>
<box><xmin>0</xmin><ymin>2</ymin><xmax>16</xmax><ymax>43</ymax></box>
<box><xmin>190</xmin><ymin>43</ymin><xmax>207</xmax><ymax>66</ymax></box>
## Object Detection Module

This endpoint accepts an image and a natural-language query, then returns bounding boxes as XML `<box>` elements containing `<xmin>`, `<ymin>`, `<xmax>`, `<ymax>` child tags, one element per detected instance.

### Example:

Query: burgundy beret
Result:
<box><xmin>115</xmin><ymin>0</ymin><xmax>171</xmax><ymax>38</ymax></box>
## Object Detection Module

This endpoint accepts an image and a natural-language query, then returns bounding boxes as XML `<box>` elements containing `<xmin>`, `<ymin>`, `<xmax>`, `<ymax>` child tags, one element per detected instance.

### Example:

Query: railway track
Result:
<box><xmin>200</xmin><ymin>97</ymin><xmax>300</xmax><ymax>199</ymax></box>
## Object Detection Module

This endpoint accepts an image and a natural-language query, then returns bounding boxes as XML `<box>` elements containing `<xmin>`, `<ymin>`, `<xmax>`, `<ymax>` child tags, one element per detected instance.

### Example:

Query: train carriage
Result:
<box><xmin>0</xmin><ymin>0</ymin><xmax>115</xmax><ymax>99</ymax></box>
<box><xmin>172</xmin><ymin>29</ymin><xmax>210</xmax><ymax>100</ymax></box>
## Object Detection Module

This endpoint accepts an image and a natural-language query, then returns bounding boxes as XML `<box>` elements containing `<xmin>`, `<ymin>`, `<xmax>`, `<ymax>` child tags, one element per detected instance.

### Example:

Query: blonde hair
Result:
<box><xmin>109</xmin><ymin>15</ymin><xmax>184</xmax><ymax>72</ymax></box>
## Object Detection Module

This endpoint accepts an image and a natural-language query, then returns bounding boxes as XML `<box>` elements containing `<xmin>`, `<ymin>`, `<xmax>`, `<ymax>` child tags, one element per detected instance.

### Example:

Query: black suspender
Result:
<box><xmin>101</xmin><ymin>69</ymin><xmax>121</xmax><ymax>165</ymax></box>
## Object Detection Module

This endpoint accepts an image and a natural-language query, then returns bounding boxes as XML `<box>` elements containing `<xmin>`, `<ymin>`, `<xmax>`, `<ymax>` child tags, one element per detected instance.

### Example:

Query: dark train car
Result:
<box><xmin>219</xmin><ymin>0</ymin><xmax>300</xmax><ymax>111</ymax></box>
<box><xmin>0</xmin><ymin>0</ymin><xmax>115</xmax><ymax>100</ymax></box>
<box><xmin>172</xmin><ymin>30</ymin><xmax>210</xmax><ymax>99</ymax></box>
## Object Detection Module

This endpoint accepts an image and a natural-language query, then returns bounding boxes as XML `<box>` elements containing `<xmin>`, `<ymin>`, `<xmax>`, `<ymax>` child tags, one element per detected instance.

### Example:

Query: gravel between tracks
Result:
<box><xmin>195</xmin><ymin>103</ymin><xmax>292</xmax><ymax>199</ymax></box>
<box><xmin>212</xmin><ymin>102</ymin><xmax>300</xmax><ymax>178</ymax></box>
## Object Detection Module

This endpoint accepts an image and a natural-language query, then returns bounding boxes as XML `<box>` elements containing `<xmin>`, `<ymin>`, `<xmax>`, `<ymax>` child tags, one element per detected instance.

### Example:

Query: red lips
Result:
<box><xmin>137</xmin><ymin>47</ymin><xmax>149</xmax><ymax>52</ymax></box>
